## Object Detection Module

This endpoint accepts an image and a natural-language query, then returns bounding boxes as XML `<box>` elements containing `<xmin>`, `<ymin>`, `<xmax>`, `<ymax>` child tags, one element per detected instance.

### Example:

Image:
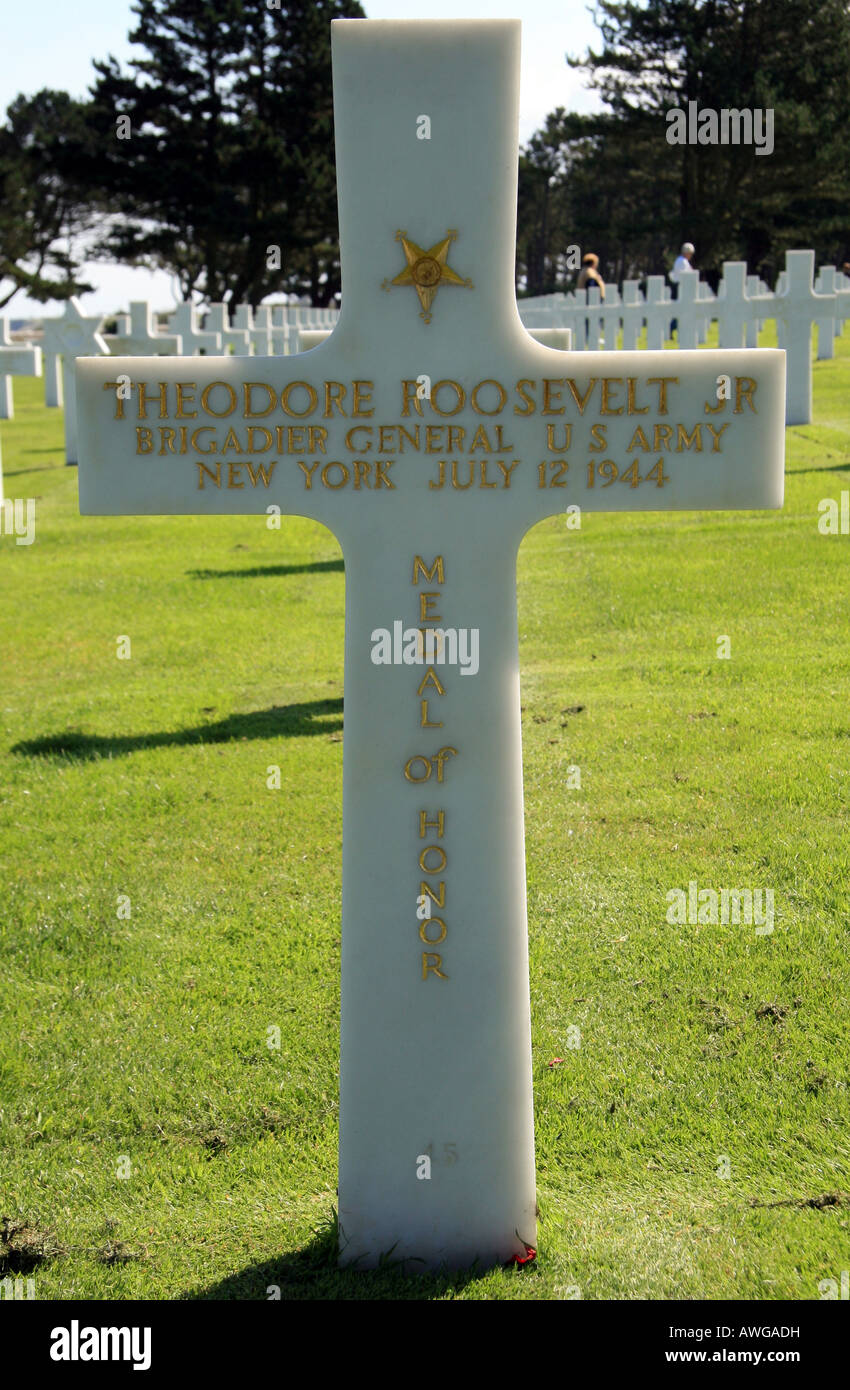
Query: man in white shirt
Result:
<box><xmin>671</xmin><ymin>242</ymin><xmax>696</xmax><ymax>284</ymax></box>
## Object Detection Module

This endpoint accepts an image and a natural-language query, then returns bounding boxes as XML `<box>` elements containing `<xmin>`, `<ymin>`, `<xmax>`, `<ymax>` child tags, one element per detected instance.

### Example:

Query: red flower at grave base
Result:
<box><xmin>508</xmin><ymin>1241</ymin><xmax>537</xmax><ymax>1268</ymax></box>
<box><xmin>547</xmin><ymin>1058</ymin><xmax>565</xmax><ymax>1068</ymax></box>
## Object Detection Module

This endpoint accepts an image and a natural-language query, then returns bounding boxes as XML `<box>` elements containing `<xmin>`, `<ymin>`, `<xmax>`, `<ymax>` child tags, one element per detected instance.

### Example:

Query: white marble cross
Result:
<box><xmin>0</xmin><ymin>318</ymin><xmax>41</xmax><ymax>421</ymax></box>
<box><xmin>745</xmin><ymin>274</ymin><xmax>771</xmax><ymax>348</ymax></box>
<box><xmin>76</xmin><ymin>18</ymin><xmax>786</xmax><ymax>1273</ymax></box>
<box><xmin>270</xmin><ymin>307</ymin><xmax>293</xmax><ymax>355</ymax></box>
<box><xmin>775</xmin><ymin>250</ymin><xmax>834</xmax><ymax>425</ymax></box>
<box><xmin>716</xmin><ymin>262</ymin><xmax>750</xmax><ymax>349</ymax></box>
<box><xmin>108</xmin><ymin>301</ymin><xmax>182</xmax><ymax>357</ymax></box>
<box><xmin>644</xmin><ymin>275</ymin><xmax>673</xmax><ymax>349</ymax></box>
<box><xmin>598</xmin><ymin>283</ymin><xmax>622</xmax><ymax>351</ymax></box>
<box><xmin>696</xmin><ymin>279</ymin><xmax>715</xmax><ymax>344</ymax></box>
<box><xmin>44</xmin><ymin>351</ymin><xmax>64</xmax><ymax>409</ymax></box>
<box><xmin>103</xmin><ymin>313</ymin><xmax>132</xmax><ymax>348</ymax></box>
<box><xmin>813</xmin><ymin>266</ymin><xmax>850</xmax><ymax>358</ymax></box>
<box><xmin>166</xmin><ymin>302</ymin><xmax>223</xmax><ymax>355</ymax></box>
<box><xmin>0</xmin><ymin>333</ymin><xmax>42</xmax><ymax>498</ymax></box>
<box><xmin>204</xmin><ymin>304</ymin><xmax>252</xmax><ymax>356</ymax></box>
<box><xmin>673</xmin><ymin>273</ymin><xmax>701</xmax><ymax>349</ymax></box>
<box><xmin>42</xmin><ymin>298</ymin><xmax>110</xmax><ymax>465</ymax></box>
<box><xmin>835</xmin><ymin>272</ymin><xmax>850</xmax><ymax>331</ymax></box>
<box><xmin>233</xmin><ymin>304</ymin><xmax>274</xmax><ymax>355</ymax></box>
<box><xmin>584</xmin><ymin>285</ymin><xmax>603</xmax><ymax>349</ymax></box>
<box><xmin>567</xmin><ymin>288</ymin><xmax>588</xmax><ymax>348</ymax></box>
<box><xmin>620</xmin><ymin>281</ymin><xmax>644</xmax><ymax>350</ymax></box>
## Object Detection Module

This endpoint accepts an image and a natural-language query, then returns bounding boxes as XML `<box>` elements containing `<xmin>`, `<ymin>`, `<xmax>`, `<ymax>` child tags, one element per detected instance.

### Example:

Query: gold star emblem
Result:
<box><xmin>381</xmin><ymin>229</ymin><xmax>473</xmax><ymax>323</ymax></box>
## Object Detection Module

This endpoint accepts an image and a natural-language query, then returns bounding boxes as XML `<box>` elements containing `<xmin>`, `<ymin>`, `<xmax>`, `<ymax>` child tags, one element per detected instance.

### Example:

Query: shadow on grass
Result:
<box><xmin>3</xmin><ymin>461</ymin><xmax>65</xmax><ymax>476</ymax></box>
<box><xmin>183</xmin><ymin>1218</ymin><xmax>490</xmax><ymax>1302</ymax></box>
<box><xmin>189</xmin><ymin>559</ymin><xmax>344</xmax><ymax>580</ymax></box>
<box><xmin>788</xmin><ymin>461</ymin><xmax>850</xmax><ymax>475</ymax></box>
<box><xmin>11</xmin><ymin>699</ymin><xmax>343</xmax><ymax>762</ymax></box>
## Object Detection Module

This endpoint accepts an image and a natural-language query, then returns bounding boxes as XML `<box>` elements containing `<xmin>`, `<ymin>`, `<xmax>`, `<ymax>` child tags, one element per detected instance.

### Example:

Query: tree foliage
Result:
<box><xmin>85</xmin><ymin>0</ymin><xmax>364</xmax><ymax>305</ymax></box>
<box><xmin>0</xmin><ymin>91</ymin><xmax>97</xmax><ymax>310</ymax></box>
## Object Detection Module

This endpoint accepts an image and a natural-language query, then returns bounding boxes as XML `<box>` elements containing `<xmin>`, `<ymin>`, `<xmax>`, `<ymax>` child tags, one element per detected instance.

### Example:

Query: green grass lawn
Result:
<box><xmin>1</xmin><ymin>327</ymin><xmax>849</xmax><ymax>1300</ymax></box>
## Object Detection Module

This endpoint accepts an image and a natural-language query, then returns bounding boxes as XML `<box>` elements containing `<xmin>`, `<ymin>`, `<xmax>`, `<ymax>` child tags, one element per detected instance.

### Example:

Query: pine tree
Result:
<box><xmin>0</xmin><ymin>91</ymin><xmax>96</xmax><ymax>309</ymax></box>
<box><xmin>86</xmin><ymin>0</ymin><xmax>363</xmax><ymax>304</ymax></box>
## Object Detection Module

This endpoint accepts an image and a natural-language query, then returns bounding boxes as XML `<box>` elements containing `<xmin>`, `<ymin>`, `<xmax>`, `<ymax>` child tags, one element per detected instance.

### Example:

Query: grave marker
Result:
<box><xmin>569</xmin><ymin>288</ymin><xmax>588</xmax><ymax>349</ymax></box>
<box><xmin>775</xmin><ymin>250</ymin><xmax>834</xmax><ymax>425</ymax></box>
<box><xmin>745</xmin><ymin>274</ymin><xmax>770</xmax><ymax>348</ymax></box>
<box><xmin>270</xmin><ymin>307</ymin><xmax>293</xmax><ymax>355</ymax></box>
<box><xmin>166</xmin><ymin>302</ymin><xmax>223</xmax><ymax>355</ymax></box>
<box><xmin>44</xmin><ymin>350</ymin><xmax>64</xmax><ymax>409</ymax></box>
<box><xmin>205</xmin><ymin>304</ymin><xmax>253</xmax><ymax>356</ymax></box>
<box><xmin>233</xmin><ymin>304</ymin><xmax>274</xmax><ymax>355</ymax></box>
<box><xmin>673</xmin><ymin>273</ymin><xmax>700</xmax><ymax>350</ymax></box>
<box><xmin>644</xmin><ymin>275</ymin><xmax>673</xmax><ymax>349</ymax></box>
<box><xmin>716</xmin><ymin>262</ymin><xmax>750</xmax><ymax>349</ymax></box>
<box><xmin>696</xmin><ymin>280</ymin><xmax>714</xmax><ymax>345</ymax></box>
<box><xmin>620</xmin><ymin>281</ymin><xmax>643</xmax><ymax>350</ymax></box>
<box><xmin>108</xmin><ymin>301</ymin><xmax>182</xmax><ymax>357</ymax></box>
<box><xmin>0</xmin><ymin>319</ymin><xmax>41</xmax><ymax>420</ymax></box>
<box><xmin>814</xmin><ymin>267</ymin><xmax>846</xmax><ymax>357</ymax></box>
<box><xmin>43</xmin><ymin>298</ymin><xmax>110</xmax><ymax>465</ymax></box>
<box><xmin>584</xmin><ymin>284</ymin><xmax>602</xmax><ymax>349</ymax></box>
<box><xmin>599</xmin><ymin>283</ymin><xmax>622</xmax><ymax>351</ymax></box>
<box><xmin>0</xmin><ymin>336</ymin><xmax>41</xmax><ymax>498</ymax></box>
<box><xmin>102</xmin><ymin>313</ymin><xmax>132</xmax><ymax>354</ymax></box>
<box><xmin>76</xmin><ymin>18</ymin><xmax>786</xmax><ymax>1271</ymax></box>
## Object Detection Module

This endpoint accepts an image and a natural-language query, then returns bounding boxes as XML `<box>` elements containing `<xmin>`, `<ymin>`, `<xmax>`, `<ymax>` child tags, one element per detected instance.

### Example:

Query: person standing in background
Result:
<box><xmin>576</xmin><ymin>252</ymin><xmax>606</xmax><ymax>299</ymax></box>
<box><xmin>669</xmin><ymin>241</ymin><xmax>696</xmax><ymax>338</ymax></box>
<box><xmin>670</xmin><ymin>241</ymin><xmax>696</xmax><ymax>284</ymax></box>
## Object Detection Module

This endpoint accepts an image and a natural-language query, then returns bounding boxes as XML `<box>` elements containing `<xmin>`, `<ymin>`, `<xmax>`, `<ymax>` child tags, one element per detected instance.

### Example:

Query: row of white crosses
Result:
<box><xmin>34</xmin><ymin>298</ymin><xmax>342</xmax><ymax>462</ymax></box>
<box><xmin>5</xmin><ymin>250</ymin><xmax>843</xmax><ymax>469</ymax></box>
<box><xmin>814</xmin><ymin>265</ymin><xmax>850</xmax><ymax>360</ymax></box>
<box><xmin>517</xmin><ymin>251</ymin><xmax>849</xmax><ymax>424</ymax></box>
<box><xmin>37</xmin><ymin>298</ymin><xmax>340</xmax><ymax>373</ymax></box>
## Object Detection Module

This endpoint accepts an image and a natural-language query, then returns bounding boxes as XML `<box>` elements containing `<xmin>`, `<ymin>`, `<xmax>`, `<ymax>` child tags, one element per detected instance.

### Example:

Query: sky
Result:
<box><xmin>2</xmin><ymin>0</ymin><xmax>604</xmax><ymax>321</ymax></box>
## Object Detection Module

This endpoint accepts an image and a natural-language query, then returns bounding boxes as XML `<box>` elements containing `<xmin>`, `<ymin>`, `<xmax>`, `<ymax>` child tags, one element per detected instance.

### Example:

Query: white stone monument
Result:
<box><xmin>76</xmin><ymin>18</ymin><xmax>786</xmax><ymax>1272</ymax></box>
<box><xmin>270</xmin><ymin>307</ymin><xmax>293</xmax><ymax>355</ymax></box>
